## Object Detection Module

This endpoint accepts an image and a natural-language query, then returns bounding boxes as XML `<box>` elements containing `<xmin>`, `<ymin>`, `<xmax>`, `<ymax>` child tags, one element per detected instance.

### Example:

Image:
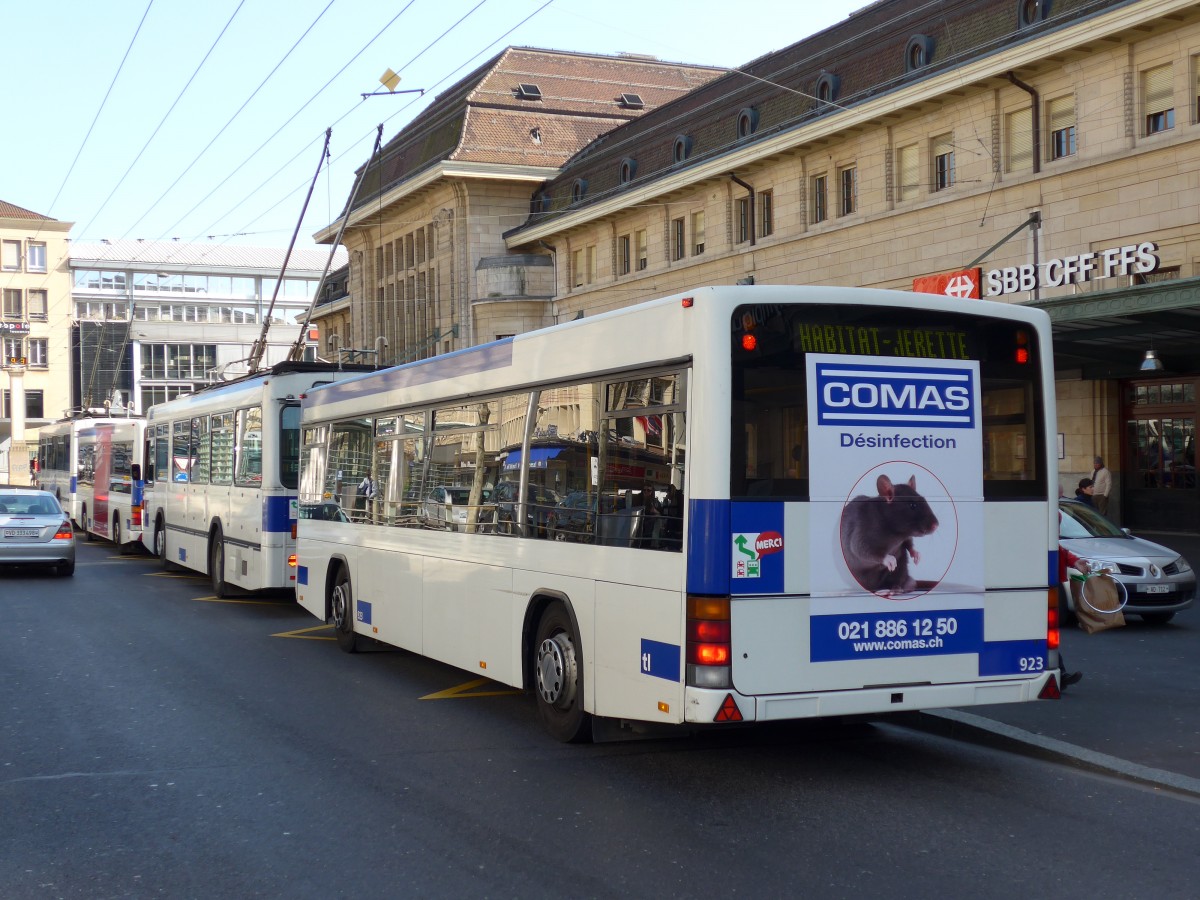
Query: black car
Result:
<box><xmin>491</xmin><ymin>481</ymin><xmax>561</xmax><ymax>536</ymax></box>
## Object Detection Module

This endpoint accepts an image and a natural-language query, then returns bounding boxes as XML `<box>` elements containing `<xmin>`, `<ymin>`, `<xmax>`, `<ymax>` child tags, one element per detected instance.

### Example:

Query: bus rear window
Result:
<box><xmin>731</xmin><ymin>304</ymin><xmax>1046</xmax><ymax>500</ymax></box>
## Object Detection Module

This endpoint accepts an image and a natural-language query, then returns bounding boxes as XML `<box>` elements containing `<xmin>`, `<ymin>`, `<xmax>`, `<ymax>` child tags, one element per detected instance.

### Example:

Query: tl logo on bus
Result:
<box><xmin>732</xmin><ymin>531</ymin><xmax>783</xmax><ymax>578</ymax></box>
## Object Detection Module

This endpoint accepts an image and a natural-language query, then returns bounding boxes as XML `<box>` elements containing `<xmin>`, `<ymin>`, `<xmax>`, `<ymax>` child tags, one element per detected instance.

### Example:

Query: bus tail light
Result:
<box><xmin>131</xmin><ymin>504</ymin><xmax>143</xmax><ymax>527</ymax></box>
<box><xmin>686</xmin><ymin>594</ymin><xmax>731</xmax><ymax>688</ymax></box>
<box><xmin>288</xmin><ymin>554</ymin><xmax>297</xmax><ymax>568</ymax></box>
<box><xmin>291</xmin><ymin>522</ymin><xmax>297</xmax><ymax>539</ymax></box>
<box><xmin>1047</xmin><ymin>588</ymin><xmax>1060</xmax><ymax>650</ymax></box>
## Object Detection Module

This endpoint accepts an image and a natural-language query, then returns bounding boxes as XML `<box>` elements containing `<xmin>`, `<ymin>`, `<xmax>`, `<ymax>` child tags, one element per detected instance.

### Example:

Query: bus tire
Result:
<box><xmin>155</xmin><ymin>517</ymin><xmax>170</xmax><ymax>569</ymax></box>
<box><xmin>331</xmin><ymin>567</ymin><xmax>360</xmax><ymax>653</ymax></box>
<box><xmin>534</xmin><ymin>603</ymin><xmax>592</xmax><ymax>743</ymax></box>
<box><xmin>112</xmin><ymin>514</ymin><xmax>125</xmax><ymax>554</ymax></box>
<box><xmin>82</xmin><ymin>505</ymin><xmax>94</xmax><ymax>541</ymax></box>
<box><xmin>210</xmin><ymin>529</ymin><xmax>229</xmax><ymax>598</ymax></box>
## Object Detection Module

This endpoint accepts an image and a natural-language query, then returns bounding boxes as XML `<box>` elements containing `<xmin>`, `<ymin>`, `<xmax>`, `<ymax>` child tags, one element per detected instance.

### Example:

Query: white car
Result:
<box><xmin>0</xmin><ymin>488</ymin><xmax>76</xmax><ymax>577</ymax></box>
<box><xmin>1059</xmin><ymin>499</ymin><xmax>1194</xmax><ymax>625</ymax></box>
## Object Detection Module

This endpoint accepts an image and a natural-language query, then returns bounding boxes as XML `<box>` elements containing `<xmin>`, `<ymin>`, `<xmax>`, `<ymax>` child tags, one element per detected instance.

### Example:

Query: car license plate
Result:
<box><xmin>4</xmin><ymin>528</ymin><xmax>40</xmax><ymax>538</ymax></box>
<box><xmin>1140</xmin><ymin>584</ymin><xmax>1172</xmax><ymax>594</ymax></box>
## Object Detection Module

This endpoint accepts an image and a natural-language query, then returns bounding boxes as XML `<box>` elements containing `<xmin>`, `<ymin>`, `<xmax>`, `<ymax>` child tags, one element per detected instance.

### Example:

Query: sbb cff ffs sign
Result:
<box><xmin>913</xmin><ymin>269</ymin><xmax>981</xmax><ymax>299</ymax></box>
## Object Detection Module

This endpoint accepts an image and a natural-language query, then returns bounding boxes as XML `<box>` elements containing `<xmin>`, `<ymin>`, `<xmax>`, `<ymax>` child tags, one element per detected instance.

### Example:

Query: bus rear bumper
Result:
<box><xmin>684</xmin><ymin>674</ymin><xmax>1055</xmax><ymax>724</ymax></box>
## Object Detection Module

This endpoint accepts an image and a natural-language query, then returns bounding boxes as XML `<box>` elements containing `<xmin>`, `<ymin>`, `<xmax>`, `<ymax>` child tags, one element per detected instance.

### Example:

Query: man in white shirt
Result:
<box><xmin>1092</xmin><ymin>456</ymin><xmax>1112</xmax><ymax>516</ymax></box>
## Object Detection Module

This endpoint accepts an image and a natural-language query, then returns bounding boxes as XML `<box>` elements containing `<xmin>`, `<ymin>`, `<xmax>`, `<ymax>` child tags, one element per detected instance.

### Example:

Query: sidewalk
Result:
<box><xmin>910</xmin><ymin>531</ymin><xmax>1200</xmax><ymax>796</ymax></box>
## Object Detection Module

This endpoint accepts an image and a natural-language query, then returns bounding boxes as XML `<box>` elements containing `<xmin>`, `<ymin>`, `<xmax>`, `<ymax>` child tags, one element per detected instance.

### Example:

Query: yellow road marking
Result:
<box><xmin>420</xmin><ymin>677</ymin><xmax>522</xmax><ymax>700</ymax></box>
<box><xmin>272</xmin><ymin>624</ymin><xmax>337</xmax><ymax>640</ymax></box>
<box><xmin>196</xmin><ymin>595</ymin><xmax>291</xmax><ymax>605</ymax></box>
<box><xmin>145</xmin><ymin>571</ymin><xmax>200</xmax><ymax>579</ymax></box>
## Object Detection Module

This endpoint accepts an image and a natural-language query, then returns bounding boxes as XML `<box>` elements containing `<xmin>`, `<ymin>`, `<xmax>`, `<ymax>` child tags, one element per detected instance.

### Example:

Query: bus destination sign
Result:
<box><xmin>795</xmin><ymin>322</ymin><xmax>972</xmax><ymax>361</ymax></box>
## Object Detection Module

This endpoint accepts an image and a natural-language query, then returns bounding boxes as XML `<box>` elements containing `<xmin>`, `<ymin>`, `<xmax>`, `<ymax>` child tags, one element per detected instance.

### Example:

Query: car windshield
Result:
<box><xmin>0</xmin><ymin>494</ymin><xmax>60</xmax><ymax>516</ymax></box>
<box><xmin>446</xmin><ymin>488</ymin><xmax>473</xmax><ymax>504</ymax></box>
<box><xmin>1059</xmin><ymin>501</ymin><xmax>1126</xmax><ymax>539</ymax></box>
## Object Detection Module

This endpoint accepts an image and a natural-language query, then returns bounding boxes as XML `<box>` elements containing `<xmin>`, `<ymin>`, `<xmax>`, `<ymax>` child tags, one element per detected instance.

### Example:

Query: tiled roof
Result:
<box><xmin>511</xmin><ymin>0</ymin><xmax>1121</xmax><ymax>230</ymax></box>
<box><xmin>69</xmin><ymin>239</ymin><xmax>347</xmax><ymax>275</ymax></box>
<box><xmin>348</xmin><ymin>47</ymin><xmax>723</xmax><ymax>215</ymax></box>
<box><xmin>0</xmin><ymin>200</ymin><xmax>55</xmax><ymax>221</ymax></box>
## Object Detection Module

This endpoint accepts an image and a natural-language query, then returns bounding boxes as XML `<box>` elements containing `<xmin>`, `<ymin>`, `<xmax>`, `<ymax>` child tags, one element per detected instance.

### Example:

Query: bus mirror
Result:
<box><xmin>131</xmin><ymin>464</ymin><xmax>142</xmax><ymax>481</ymax></box>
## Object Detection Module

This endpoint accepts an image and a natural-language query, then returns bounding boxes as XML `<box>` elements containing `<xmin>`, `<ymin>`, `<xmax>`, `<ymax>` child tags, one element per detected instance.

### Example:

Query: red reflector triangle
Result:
<box><xmin>1038</xmin><ymin>675</ymin><xmax>1061</xmax><ymax>701</ymax></box>
<box><xmin>714</xmin><ymin>694</ymin><xmax>743</xmax><ymax>722</ymax></box>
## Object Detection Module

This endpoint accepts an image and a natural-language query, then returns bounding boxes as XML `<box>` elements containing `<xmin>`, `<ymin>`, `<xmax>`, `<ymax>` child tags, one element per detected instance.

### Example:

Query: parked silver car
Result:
<box><xmin>423</xmin><ymin>486</ymin><xmax>491</xmax><ymax>531</ymax></box>
<box><xmin>0</xmin><ymin>488</ymin><xmax>76</xmax><ymax>577</ymax></box>
<box><xmin>1059</xmin><ymin>499</ymin><xmax>1194</xmax><ymax>624</ymax></box>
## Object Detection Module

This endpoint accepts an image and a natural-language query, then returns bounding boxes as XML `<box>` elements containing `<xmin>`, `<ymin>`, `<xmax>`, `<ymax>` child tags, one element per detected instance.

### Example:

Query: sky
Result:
<box><xmin>3</xmin><ymin>0</ymin><xmax>867</xmax><ymax>252</ymax></box>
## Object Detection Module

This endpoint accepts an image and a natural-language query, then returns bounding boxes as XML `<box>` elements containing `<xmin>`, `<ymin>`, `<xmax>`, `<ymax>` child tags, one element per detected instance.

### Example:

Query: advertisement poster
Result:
<box><xmin>806</xmin><ymin>353</ymin><xmax>984</xmax><ymax>611</ymax></box>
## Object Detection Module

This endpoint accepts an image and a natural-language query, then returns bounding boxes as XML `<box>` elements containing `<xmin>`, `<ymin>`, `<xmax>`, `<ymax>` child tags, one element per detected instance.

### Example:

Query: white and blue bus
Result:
<box><xmin>143</xmin><ymin>362</ymin><xmax>371</xmax><ymax>597</ymax></box>
<box><xmin>295</xmin><ymin>286</ymin><xmax>1061</xmax><ymax>742</ymax></box>
<box><xmin>76</xmin><ymin>418</ymin><xmax>148</xmax><ymax>552</ymax></box>
<box><xmin>36</xmin><ymin>415</ymin><xmax>142</xmax><ymax>530</ymax></box>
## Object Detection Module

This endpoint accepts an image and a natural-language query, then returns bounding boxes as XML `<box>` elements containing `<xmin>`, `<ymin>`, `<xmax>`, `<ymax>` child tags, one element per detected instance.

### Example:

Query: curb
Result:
<box><xmin>895</xmin><ymin>708</ymin><xmax>1200</xmax><ymax>800</ymax></box>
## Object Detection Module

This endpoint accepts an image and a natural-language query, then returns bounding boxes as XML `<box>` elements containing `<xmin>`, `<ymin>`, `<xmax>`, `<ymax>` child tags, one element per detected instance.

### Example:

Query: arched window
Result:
<box><xmin>619</xmin><ymin>158</ymin><xmax>638</xmax><ymax>184</ymax></box>
<box><xmin>735</xmin><ymin>107</ymin><xmax>759</xmax><ymax>139</ymax></box>
<box><xmin>531</xmin><ymin>191</ymin><xmax>551</xmax><ymax>214</ymax></box>
<box><xmin>815</xmin><ymin>72</ymin><xmax>841</xmax><ymax>109</ymax></box>
<box><xmin>672</xmin><ymin>135</ymin><xmax>693</xmax><ymax>164</ymax></box>
<box><xmin>906</xmin><ymin>35</ymin><xmax>934</xmax><ymax>72</ymax></box>
<box><xmin>571</xmin><ymin>179</ymin><xmax>588</xmax><ymax>204</ymax></box>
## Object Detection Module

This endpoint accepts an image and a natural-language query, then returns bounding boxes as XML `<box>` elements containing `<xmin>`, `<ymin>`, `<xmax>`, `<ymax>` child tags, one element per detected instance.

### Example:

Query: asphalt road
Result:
<box><xmin>2</xmin><ymin>542</ymin><xmax>1198</xmax><ymax>899</ymax></box>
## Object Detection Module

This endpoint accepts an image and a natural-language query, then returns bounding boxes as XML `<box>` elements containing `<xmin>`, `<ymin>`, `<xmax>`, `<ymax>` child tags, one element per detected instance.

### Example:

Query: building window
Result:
<box><xmin>812</xmin><ymin>173</ymin><xmax>828</xmax><ymax>223</ymax></box>
<box><xmin>29</xmin><ymin>338</ymin><xmax>48</xmax><ymax>368</ymax></box>
<box><xmin>1018</xmin><ymin>0</ymin><xmax>1049</xmax><ymax>27</ymax></box>
<box><xmin>736</xmin><ymin>199</ymin><xmax>750</xmax><ymax>244</ymax></box>
<box><xmin>1</xmin><ymin>240</ymin><xmax>19</xmax><ymax>271</ymax></box>
<box><xmin>838</xmin><ymin>166</ymin><xmax>857</xmax><ymax>215</ymax></box>
<box><xmin>759</xmin><ymin>190</ymin><xmax>773</xmax><ymax>237</ymax></box>
<box><xmin>3</xmin><ymin>289</ymin><xmax>22</xmax><ymax>318</ymax></box>
<box><xmin>1143</xmin><ymin>64</ymin><xmax>1175</xmax><ymax>135</ymax></box>
<box><xmin>26</xmin><ymin>242</ymin><xmax>46</xmax><ymax>273</ymax></box>
<box><xmin>571</xmin><ymin>178</ymin><xmax>588</xmax><ymax>203</ymax></box>
<box><xmin>2</xmin><ymin>389</ymin><xmax>44</xmax><ymax>419</ymax></box>
<box><xmin>672</xmin><ymin>135</ymin><xmax>693</xmax><ymax>164</ymax></box>
<box><xmin>672</xmin><ymin>217</ymin><xmax>685</xmax><ymax>260</ymax></box>
<box><xmin>618</xmin><ymin>235</ymin><xmax>631</xmax><ymax>275</ymax></box>
<box><xmin>572</xmin><ymin>249</ymin><xmax>583</xmax><ymax>288</ymax></box>
<box><xmin>2</xmin><ymin>337</ymin><xmax>21</xmax><ymax>362</ymax></box>
<box><xmin>1194</xmin><ymin>54</ymin><xmax>1200</xmax><ymax>123</ymax></box>
<box><xmin>691</xmin><ymin>211</ymin><xmax>705</xmax><ymax>255</ymax></box>
<box><xmin>619</xmin><ymin>158</ymin><xmax>637</xmax><ymax>184</ymax></box>
<box><xmin>1047</xmin><ymin>95</ymin><xmax>1076</xmax><ymax>159</ymax></box>
<box><xmin>897</xmin><ymin>144</ymin><xmax>919</xmax><ymax>200</ymax></box>
<box><xmin>28</xmin><ymin>289</ymin><xmax>48</xmax><ymax>320</ymax></box>
<box><xmin>585</xmin><ymin>245</ymin><xmax>596</xmax><ymax>284</ymax></box>
<box><xmin>932</xmin><ymin>135</ymin><xmax>955</xmax><ymax>190</ymax></box>
<box><xmin>736</xmin><ymin>107</ymin><xmax>759</xmax><ymax>139</ymax></box>
<box><xmin>1006</xmin><ymin>108</ymin><xmax>1033</xmax><ymax>172</ymax></box>
<box><xmin>905</xmin><ymin>35</ymin><xmax>934</xmax><ymax>72</ymax></box>
<box><xmin>636</xmin><ymin>229</ymin><xmax>648</xmax><ymax>270</ymax></box>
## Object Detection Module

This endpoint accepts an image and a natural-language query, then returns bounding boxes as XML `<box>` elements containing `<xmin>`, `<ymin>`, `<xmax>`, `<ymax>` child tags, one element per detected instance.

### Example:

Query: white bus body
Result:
<box><xmin>76</xmin><ymin>419</ymin><xmax>148</xmax><ymax>551</ymax></box>
<box><xmin>296</xmin><ymin>286</ymin><xmax>1060</xmax><ymax>741</ymax></box>
<box><xmin>36</xmin><ymin>416</ymin><xmax>143</xmax><ymax>528</ymax></box>
<box><xmin>143</xmin><ymin>362</ymin><xmax>371</xmax><ymax>597</ymax></box>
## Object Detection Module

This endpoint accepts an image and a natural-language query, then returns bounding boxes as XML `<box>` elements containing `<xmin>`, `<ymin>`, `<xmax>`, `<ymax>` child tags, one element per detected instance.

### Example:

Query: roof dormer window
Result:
<box><xmin>672</xmin><ymin>135</ymin><xmax>693</xmax><ymax>164</ymax></box>
<box><xmin>516</xmin><ymin>83</ymin><xmax>542</xmax><ymax>100</ymax></box>
<box><xmin>905</xmin><ymin>35</ymin><xmax>934</xmax><ymax>72</ymax></box>
<box><xmin>620</xmin><ymin>93</ymin><xmax>645</xmax><ymax>110</ymax></box>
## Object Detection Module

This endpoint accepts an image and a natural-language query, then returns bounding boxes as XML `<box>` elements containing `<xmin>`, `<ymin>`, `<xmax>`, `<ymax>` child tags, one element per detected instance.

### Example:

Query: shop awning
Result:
<box><xmin>502</xmin><ymin>447</ymin><xmax>563</xmax><ymax>470</ymax></box>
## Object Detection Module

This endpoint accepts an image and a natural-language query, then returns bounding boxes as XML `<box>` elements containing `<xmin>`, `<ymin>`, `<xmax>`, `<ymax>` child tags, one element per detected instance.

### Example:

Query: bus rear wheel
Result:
<box><xmin>112</xmin><ymin>514</ymin><xmax>126</xmax><ymax>554</ymax></box>
<box><xmin>534</xmin><ymin>603</ymin><xmax>591</xmax><ymax>743</ymax></box>
<box><xmin>82</xmin><ymin>505</ymin><xmax>94</xmax><ymax>541</ymax></box>
<box><xmin>210</xmin><ymin>530</ymin><xmax>229</xmax><ymax>598</ymax></box>
<box><xmin>155</xmin><ymin>518</ymin><xmax>170</xmax><ymax>568</ymax></box>
<box><xmin>331</xmin><ymin>568</ymin><xmax>360</xmax><ymax>653</ymax></box>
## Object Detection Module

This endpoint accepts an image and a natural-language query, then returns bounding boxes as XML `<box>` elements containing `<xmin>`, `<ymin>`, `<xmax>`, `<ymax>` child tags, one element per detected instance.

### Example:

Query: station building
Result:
<box><xmin>319</xmin><ymin>0</ymin><xmax>1200</xmax><ymax>531</ymax></box>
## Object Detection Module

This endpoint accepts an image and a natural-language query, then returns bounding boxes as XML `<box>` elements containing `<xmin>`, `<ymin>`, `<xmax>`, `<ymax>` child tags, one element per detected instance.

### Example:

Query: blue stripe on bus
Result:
<box><xmin>263</xmin><ymin>496</ymin><xmax>295</xmax><ymax>533</ymax></box>
<box><xmin>70</xmin><ymin>475</ymin><xmax>77</xmax><ymax>492</ymax></box>
<box><xmin>686</xmin><ymin>499</ymin><xmax>730</xmax><ymax>594</ymax></box>
<box><xmin>297</xmin><ymin>566</ymin><xmax>308</xmax><ymax>586</ymax></box>
<box><xmin>307</xmin><ymin>339</ymin><xmax>514</xmax><ymax>407</ymax></box>
<box><xmin>1049</xmin><ymin>549</ymin><xmax>1058</xmax><ymax>588</ymax></box>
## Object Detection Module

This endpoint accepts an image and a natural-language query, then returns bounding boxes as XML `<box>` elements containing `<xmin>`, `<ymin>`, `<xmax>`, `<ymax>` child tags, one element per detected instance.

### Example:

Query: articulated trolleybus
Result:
<box><xmin>296</xmin><ymin>286</ymin><xmax>1060</xmax><ymax>742</ymax></box>
<box><xmin>143</xmin><ymin>362</ymin><xmax>370</xmax><ymax>598</ymax></box>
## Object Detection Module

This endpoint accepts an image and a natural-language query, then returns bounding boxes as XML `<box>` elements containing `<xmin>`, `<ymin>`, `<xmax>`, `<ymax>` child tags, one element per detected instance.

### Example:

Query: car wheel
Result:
<box><xmin>210</xmin><ymin>529</ymin><xmax>229</xmax><ymax>598</ymax></box>
<box><xmin>1139</xmin><ymin>612</ymin><xmax>1175</xmax><ymax>625</ymax></box>
<box><xmin>534</xmin><ymin>603</ymin><xmax>591</xmax><ymax>743</ymax></box>
<box><xmin>331</xmin><ymin>567</ymin><xmax>360</xmax><ymax>653</ymax></box>
<box><xmin>56</xmin><ymin>559</ymin><xmax>75</xmax><ymax>577</ymax></box>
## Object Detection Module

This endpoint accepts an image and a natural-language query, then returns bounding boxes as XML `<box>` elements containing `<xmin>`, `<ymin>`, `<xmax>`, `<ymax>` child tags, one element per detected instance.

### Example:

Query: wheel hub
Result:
<box><xmin>331</xmin><ymin>584</ymin><xmax>350</xmax><ymax>631</ymax></box>
<box><xmin>536</xmin><ymin>632</ymin><xmax>577</xmax><ymax>708</ymax></box>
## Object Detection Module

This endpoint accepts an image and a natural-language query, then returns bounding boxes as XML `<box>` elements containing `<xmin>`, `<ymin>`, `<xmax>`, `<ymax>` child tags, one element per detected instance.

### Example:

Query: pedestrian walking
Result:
<box><xmin>1074</xmin><ymin>478</ymin><xmax>1094</xmax><ymax>506</ymax></box>
<box><xmin>1092</xmin><ymin>456</ymin><xmax>1112</xmax><ymax>516</ymax></box>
